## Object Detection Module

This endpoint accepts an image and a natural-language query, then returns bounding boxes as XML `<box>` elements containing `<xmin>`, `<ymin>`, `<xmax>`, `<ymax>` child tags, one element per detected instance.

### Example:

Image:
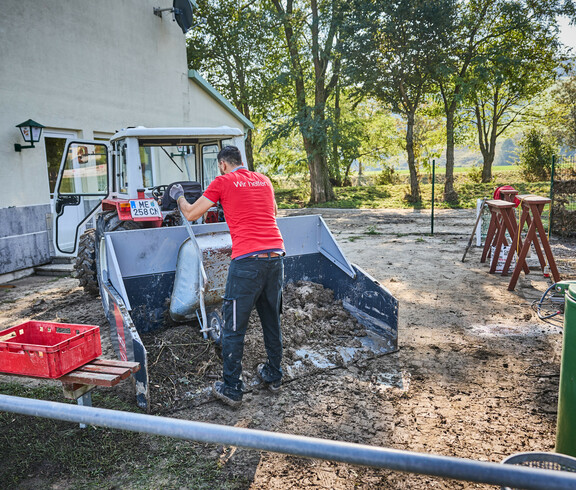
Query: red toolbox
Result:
<box><xmin>0</xmin><ymin>321</ymin><xmax>102</xmax><ymax>379</ymax></box>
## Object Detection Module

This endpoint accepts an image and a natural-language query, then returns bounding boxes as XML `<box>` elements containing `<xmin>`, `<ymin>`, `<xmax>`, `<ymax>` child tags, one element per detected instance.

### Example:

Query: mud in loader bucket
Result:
<box><xmin>98</xmin><ymin>215</ymin><xmax>399</xmax><ymax>409</ymax></box>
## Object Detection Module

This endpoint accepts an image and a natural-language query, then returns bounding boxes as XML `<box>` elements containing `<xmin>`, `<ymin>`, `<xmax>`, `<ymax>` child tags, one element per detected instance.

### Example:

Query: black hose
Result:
<box><xmin>532</xmin><ymin>282</ymin><xmax>564</xmax><ymax>322</ymax></box>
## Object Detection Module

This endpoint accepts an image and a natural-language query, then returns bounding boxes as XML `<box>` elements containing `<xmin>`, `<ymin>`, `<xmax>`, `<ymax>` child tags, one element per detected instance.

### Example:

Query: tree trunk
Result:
<box><xmin>330</xmin><ymin>83</ymin><xmax>342</xmax><ymax>186</ymax></box>
<box><xmin>309</xmin><ymin>0</ymin><xmax>334</xmax><ymax>203</ymax></box>
<box><xmin>272</xmin><ymin>0</ymin><xmax>334</xmax><ymax>204</ymax></box>
<box><xmin>309</xmin><ymin>84</ymin><xmax>335</xmax><ymax>202</ymax></box>
<box><xmin>406</xmin><ymin>111</ymin><xmax>421</xmax><ymax>203</ymax></box>
<box><xmin>475</xmin><ymin>99</ymin><xmax>498</xmax><ymax>184</ymax></box>
<box><xmin>479</xmin><ymin>124</ymin><xmax>497</xmax><ymax>184</ymax></box>
<box><xmin>443</xmin><ymin>107</ymin><xmax>458</xmax><ymax>202</ymax></box>
<box><xmin>311</xmin><ymin>154</ymin><xmax>334</xmax><ymax>202</ymax></box>
<box><xmin>481</xmin><ymin>153</ymin><xmax>495</xmax><ymax>183</ymax></box>
<box><xmin>245</xmin><ymin>128</ymin><xmax>254</xmax><ymax>171</ymax></box>
<box><xmin>343</xmin><ymin>161</ymin><xmax>353</xmax><ymax>186</ymax></box>
<box><xmin>303</xmin><ymin>134</ymin><xmax>334</xmax><ymax>203</ymax></box>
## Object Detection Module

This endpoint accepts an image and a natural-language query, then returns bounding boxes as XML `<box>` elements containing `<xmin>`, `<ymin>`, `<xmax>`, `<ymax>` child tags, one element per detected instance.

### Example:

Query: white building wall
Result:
<box><xmin>0</xmin><ymin>0</ymin><xmax>249</xmax><ymax>276</ymax></box>
<box><xmin>1</xmin><ymin>0</ymin><xmax>245</xmax><ymax>209</ymax></box>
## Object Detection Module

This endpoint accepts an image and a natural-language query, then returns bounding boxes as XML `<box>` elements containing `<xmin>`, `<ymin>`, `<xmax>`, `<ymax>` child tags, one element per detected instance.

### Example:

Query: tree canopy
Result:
<box><xmin>468</xmin><ymin>10</ymin><xmax>564</xmax><ymax>182</ymax></box>
<box><xmin>340</xmin><ymin>0</ymin><xmax>457</xmax><ymax>202</ymax></box>
<box><xmin>187</xmin><ymin>0</ymin><xmax>287</xmax><ymax>169</ymax></box>
<box><xmin>187</xmin><ymin>0</ymin><xmax>574</xmax><ymax>204</ymax></box>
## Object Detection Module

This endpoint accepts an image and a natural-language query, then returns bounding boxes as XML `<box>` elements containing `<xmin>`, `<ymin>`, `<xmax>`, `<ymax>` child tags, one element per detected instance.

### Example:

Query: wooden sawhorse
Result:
<box><xmin>499</xmin><ymin>188</ymin><xmax>519</xmax><ymax>203</ymax></box>
<box><xmin>507</xmin><ymin>195</ymin><xmax>560</xmax><ymax>291</ymax></box>
<box><xmin>484</xmin><ymin>188</ymin><xmax>519</xmax><ymax>253</ymax></box>
<box><xmin>514</xmin><ymin>194</ymin><xmax>547</xmax><ymax>274</ymax></box>
<box><xmin>481</xmin><ymin>200</ymin><xmax>529</xmax><ymax>276</ymax></box>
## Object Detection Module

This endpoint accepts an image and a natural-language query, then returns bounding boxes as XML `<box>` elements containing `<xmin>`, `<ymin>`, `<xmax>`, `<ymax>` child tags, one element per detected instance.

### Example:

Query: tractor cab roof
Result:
<box><xmin>110</xmin><ymin>126</ymin><xmax>244</xmax><ymax>143</ymax></box>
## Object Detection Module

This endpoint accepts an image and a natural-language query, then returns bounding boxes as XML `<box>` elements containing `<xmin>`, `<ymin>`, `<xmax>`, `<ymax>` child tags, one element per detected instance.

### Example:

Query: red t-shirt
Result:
<box><xmin>203</xmin><ymin>167</ymin><xmax>285</xmax><ymax>259</ymax></box>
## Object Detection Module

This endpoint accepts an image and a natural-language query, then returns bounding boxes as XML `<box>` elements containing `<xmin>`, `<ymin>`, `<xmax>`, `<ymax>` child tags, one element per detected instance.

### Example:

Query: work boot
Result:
<box><xmin>212</xmin><ymin>381</ymin><xmax>242</xmax><ymax>408</ymax></box>
<box><xmin>257</xmin><ymin>363</ymin><xmax>282</xmax><ymax>392</ymax></box>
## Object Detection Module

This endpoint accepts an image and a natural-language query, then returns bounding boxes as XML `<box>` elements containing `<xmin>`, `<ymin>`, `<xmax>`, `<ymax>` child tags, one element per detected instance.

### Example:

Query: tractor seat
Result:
<box><xmin>161</xmin><ymin>181</ymin><xmax>202</xmax><ymax>211</ymax></box>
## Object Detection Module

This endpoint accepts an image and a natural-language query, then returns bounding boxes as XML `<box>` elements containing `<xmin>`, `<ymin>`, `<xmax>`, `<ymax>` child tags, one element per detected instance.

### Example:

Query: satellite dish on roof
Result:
<box><xmin>153</xmin><ymin>0</ymin><xmax>196</xmax><ymax>34</ymax></box>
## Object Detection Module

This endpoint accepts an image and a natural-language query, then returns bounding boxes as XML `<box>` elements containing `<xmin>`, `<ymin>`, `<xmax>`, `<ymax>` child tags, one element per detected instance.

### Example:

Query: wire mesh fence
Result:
<box><xmin>551</xmin><ymin>155</ymin><xmax>576</xmax><ymax>237</ymax></box>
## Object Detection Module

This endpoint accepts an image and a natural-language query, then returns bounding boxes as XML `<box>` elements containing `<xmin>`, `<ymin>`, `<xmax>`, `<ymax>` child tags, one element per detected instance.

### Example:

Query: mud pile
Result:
<box><xmin>144</xmin><ymin>281</ymin><xmax>374</xmax><ymax>412</ymax></box>
<box><xmin>245</xmin><ymin>281</ymin><xmax>369</xmax><ymax>372</ymax></box>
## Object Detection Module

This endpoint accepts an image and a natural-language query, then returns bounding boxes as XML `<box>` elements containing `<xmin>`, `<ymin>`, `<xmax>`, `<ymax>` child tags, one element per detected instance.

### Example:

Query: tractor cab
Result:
<box><xmin>52</xmin><ymin>126</ymin><xmax>245</xmax><ymax>256</ymax></box>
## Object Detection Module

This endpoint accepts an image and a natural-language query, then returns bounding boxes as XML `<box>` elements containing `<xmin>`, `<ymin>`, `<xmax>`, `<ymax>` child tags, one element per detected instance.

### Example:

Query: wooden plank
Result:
<box><xmin>79</xmin><ymin>364</ymin><xmax>133</xmax><ymax>376</ymax></box>
<box><xmin>59</xmin><ymin>371</ymin><xmax>119</xmax><ymax>387</ymax></box>
<box><xmin>61</xmin><ymin>383</ymin><xmax>95</xmax><ymax>400</ymax></box>
<box><xmin>57</xmin><ymin>358</ymin><xmax>140</xmax><ymax>387</ymax></box>
<box><xmin>89</xmin><ymin>359</ymin><xmax>140</xmax><ymax>373</ymax></box>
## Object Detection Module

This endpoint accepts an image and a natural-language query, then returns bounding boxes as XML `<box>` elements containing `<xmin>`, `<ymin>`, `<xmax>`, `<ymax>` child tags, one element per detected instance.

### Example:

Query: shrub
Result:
<box><xmin>467</xmin><ymin>165</ymin><xmax>484</xmax><ymax>184</ymax></box>
<box><xmin>517</xmin><ymin>129</ymin><xmax>557</xmax><ymax>182</ymax></box>
<box><xmin>375</xmin><ymin>166</ymin><xmax>399</xmax><ymax>185</ymax></box>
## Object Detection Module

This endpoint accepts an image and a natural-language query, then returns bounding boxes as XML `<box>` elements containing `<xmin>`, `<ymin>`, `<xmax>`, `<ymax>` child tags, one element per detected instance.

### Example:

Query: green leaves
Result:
<box><xmin>517</xmin><ymin>128</ymin><xmax>558</xmax><ymax>181</ymax></box>
<box><xmin>187</xmin><ymin>0</ymin><xmax>572</xmax><ymax>204</ymax></box>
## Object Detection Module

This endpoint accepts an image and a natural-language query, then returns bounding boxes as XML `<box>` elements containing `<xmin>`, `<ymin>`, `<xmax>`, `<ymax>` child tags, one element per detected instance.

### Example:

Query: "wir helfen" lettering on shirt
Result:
<box><xmin>233</xmin><ymin>181</ymin><xmax>270</xmax><ymax>188</ymax></box>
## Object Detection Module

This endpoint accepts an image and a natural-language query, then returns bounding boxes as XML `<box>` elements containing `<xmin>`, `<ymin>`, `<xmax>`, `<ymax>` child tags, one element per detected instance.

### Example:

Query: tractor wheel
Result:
<box><xmin>74</xmin><ymin>211</ymin><xmax>142</xmax><ymax>296</ymax></box>
<box><xmin>74</xmin><ymin>228</ymin><xmax>99</xmax><ymax>296</ymax></box>
<box><xmin>97</xmin><ymin>210</ymin><xmax>142</xmax><ymax>234</ymax></box>
<box><xmin>94</xmin><ymin>211</ymin><xmax>143</xmax><ymax>292</ymax></box>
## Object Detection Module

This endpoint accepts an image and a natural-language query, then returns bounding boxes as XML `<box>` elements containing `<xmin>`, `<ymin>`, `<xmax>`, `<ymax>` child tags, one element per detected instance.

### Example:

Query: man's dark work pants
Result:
<box><xmin>222</xmin><ymin>255</ymin><xmax>283</xmax><ymax>398</ymax></box>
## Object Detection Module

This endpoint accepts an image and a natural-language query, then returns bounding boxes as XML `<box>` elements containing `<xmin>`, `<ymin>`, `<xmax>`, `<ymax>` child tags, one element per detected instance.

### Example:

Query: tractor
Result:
<box><xmin>53</xmin><ymin>126</ymin><xmax>242</xmax><ymax>299</ymax></box>
<box><xmin>52</xmin><ymin>126</ymin><xmax>399</xmax><ymax>409</ymax></box>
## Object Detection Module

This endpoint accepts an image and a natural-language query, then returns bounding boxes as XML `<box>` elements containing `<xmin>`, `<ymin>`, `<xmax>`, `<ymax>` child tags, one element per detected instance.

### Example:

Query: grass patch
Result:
<box><xmin>274</xmin><ymin>186</ymin><xmax>310</xmax><ymax>208</ymax></box>
<box><xmin>275</xmin><ymin>168</ymin><xmax>550</xmax><ymax>210</ymax></box>
<box><xmin>0</xmin><ymin>383</ymin><xmax>243</xmax><ymax>488</ymax></box>
<box><xmin>329</xmin><ymin>186</ymin><xmax>393</xmax><ymax>208</ymax></box>
<box><xmin>365</xmin><ymin>226</ymin><xmax>382</xmax><ymax>235</ymax></box>
<box><xmin>394</xmin><ymin>165</ymin><xmax>520</xmax><ymax>175</ymax></box>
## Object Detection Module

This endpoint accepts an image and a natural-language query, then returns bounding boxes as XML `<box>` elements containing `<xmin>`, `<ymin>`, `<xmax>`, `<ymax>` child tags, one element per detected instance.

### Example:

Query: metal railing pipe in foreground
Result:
<box><xmin>1</xmin><ymin>394</ymin><xmax>575</xmax><ymax>490</ymax></box>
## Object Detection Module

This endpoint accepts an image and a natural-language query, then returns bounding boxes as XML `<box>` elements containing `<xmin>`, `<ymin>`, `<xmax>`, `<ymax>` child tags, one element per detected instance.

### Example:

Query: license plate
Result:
<box><xmin>129</xmin><ymin>199</ymin><xmax>161</xmax><ymax>218</ymax></box>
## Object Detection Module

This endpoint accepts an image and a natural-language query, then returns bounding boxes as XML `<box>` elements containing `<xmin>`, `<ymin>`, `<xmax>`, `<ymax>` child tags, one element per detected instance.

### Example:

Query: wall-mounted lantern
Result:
<box><xmin>14</xmin><ymin>119</ymin><xmax>45</xmax><ymax>152</ymax></box>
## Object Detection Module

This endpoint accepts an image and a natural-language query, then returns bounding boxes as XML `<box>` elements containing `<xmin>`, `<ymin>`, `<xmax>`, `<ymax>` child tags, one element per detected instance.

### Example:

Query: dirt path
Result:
<box><xmin>1</xmin><ymin>208</ymin><xmax>575</xmax><ymax>488</ymax></box>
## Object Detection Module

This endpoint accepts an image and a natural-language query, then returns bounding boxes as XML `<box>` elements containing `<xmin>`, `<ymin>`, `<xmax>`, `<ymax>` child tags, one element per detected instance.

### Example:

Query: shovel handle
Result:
<box><xmin>462</xmin><ymin>199</ymin><xmax>487</xmax><ymax>262</ymax></box>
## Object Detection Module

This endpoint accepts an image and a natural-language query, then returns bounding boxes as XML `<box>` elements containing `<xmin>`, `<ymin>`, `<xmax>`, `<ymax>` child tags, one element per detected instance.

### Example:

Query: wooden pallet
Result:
<box><xmin>59</xmin><ymin>358</ymin><xmax>140</xmax><ymax>400</ymax></box>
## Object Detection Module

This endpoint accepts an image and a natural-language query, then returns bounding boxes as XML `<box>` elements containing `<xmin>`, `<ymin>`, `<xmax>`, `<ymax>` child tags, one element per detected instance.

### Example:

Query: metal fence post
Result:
<box><xmin>549</xmin><ymin>154</ymin><xmax>556</xmax><ymax>238</ymax></box>
<box><xmin>431</xmin><ymin>159</ymin><xmax>435</xmax><ymax>235</ymax></box>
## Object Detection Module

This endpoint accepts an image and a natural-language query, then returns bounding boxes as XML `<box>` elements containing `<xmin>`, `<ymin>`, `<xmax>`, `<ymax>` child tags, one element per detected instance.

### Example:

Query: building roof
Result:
<box><xmin>188</xmin><ymin>70</ymin><xmax>254</xmax><ymax>130</ymax></box>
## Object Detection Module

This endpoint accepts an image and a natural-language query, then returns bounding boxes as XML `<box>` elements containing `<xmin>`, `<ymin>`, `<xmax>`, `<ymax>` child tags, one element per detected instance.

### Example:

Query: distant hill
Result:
<box><xmin>355</xmin><ymin>138</ymin><xmax>519</xmax><ymax>172</ymax></box>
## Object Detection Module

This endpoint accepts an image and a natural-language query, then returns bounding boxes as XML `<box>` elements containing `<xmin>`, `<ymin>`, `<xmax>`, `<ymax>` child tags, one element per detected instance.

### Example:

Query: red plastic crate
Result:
<box><xmin>0</xmin><ymin>321</ymin><xmax>102</xmax><ymax>379</ymax></box>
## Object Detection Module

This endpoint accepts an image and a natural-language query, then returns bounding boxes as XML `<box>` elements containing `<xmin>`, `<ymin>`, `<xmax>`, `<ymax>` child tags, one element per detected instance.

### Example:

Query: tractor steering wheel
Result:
<box><xmin>151</xmin><ymin>185</ymin><xmax>168</xmax><ymax>202</ymax></box>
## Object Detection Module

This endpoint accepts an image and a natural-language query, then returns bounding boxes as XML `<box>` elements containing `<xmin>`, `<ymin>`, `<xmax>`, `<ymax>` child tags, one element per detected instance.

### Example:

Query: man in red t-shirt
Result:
<box><xmin>171</xmin><ymin>146</ymin><xmax>285</xmax><ymax>407</ymax></box>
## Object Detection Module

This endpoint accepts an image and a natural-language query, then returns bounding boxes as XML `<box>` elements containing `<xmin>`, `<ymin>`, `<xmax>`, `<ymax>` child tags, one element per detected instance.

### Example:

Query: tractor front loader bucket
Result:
<box><xmin>99</xmin><ymin>215</ymin><xmax>398</xmax><ymax>410</ymax></box>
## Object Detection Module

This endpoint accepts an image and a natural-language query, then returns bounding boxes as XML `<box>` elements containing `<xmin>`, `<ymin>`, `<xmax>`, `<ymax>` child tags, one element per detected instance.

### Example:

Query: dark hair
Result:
<box><xmin>217</xmin><ymin>145</ymin><xmax>242</xmax><ymax>166</ymax></box>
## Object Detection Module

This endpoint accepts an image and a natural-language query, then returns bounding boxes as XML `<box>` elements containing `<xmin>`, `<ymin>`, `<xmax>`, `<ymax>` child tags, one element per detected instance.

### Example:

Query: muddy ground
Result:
<box><xmin>1</xmin><ymin>208</ymin><xmax>576</xmax><ymax>488</ymax></box>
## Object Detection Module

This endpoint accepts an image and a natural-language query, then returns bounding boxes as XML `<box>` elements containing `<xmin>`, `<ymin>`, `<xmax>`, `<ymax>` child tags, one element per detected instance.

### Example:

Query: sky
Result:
<box><xmin>558</xmin><ymin>16</ymin><xmax>576</xmax><ymax>52</ymax></box>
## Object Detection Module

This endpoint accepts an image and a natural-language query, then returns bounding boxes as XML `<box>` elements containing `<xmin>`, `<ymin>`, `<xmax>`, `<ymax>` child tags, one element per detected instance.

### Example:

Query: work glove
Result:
<box><xmin>169</xmin><ymin>183</ymin><xmax>185</xmax><ymax>202</ymax></box>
